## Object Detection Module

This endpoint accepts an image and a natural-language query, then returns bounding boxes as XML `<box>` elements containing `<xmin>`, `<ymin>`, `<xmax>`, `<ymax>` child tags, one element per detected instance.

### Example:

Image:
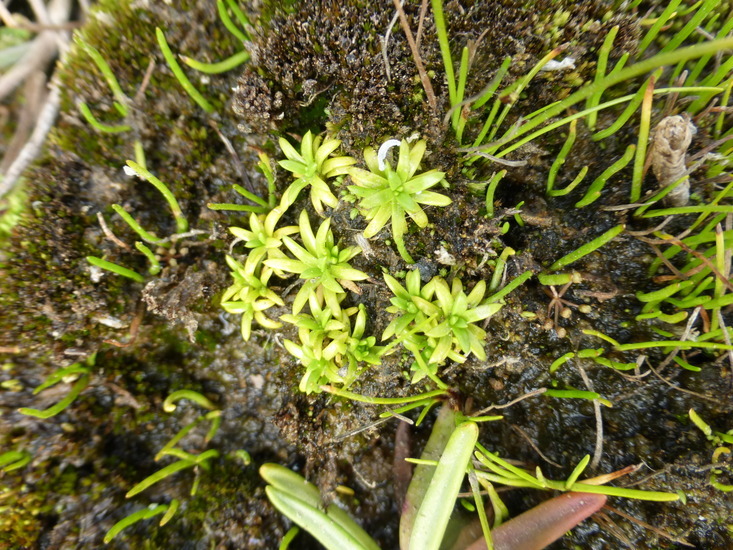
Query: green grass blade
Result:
<box><xmin>86</xmin><ymin>256</ymin><xmax>145</xmax><ymax>283</ymax></box>
<box><xmin>156</xmin><ymin>27</ymin><xmax>214</xmax><ymax>114</ymax></box>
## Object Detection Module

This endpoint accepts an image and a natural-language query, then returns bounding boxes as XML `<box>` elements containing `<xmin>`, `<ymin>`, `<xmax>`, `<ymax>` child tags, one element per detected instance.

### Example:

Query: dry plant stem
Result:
<box><xmin>592</xmin><ymin>512</ymin><xmax>634</xmax><ymax>547</ymax></box>
<box><xmin>577</xmin><ymin>363</ymin><xmax>604</xmax><ymax>470</ymax></box>
<box><xmin>97</xmin><ymin>212</ymin><xmax>132</xmax><ymax>251</ymax></box>
<box><xmin>0</xmin><ymin>31</ymin><xmax>58</xmax><ymax>101</ymax></box>
<box><xmin>603</xmin><ymin>504</ymin><xmax>694</xmax><ymax>546</ymax></box>
<box><xmin>510</xmin><ymin>424</ymin><xmax>562</xmax><ymax>468</ymax></box>
<box><xmin>472</xmin><ymin>388</ymin><xmax>547</xmax><ymax>416</ymax></box>
<box><xmin>391</xmin><ymin>0</ymin><xmax>436</xmax><ymax>110</ymax></box>
<box><xmin>652</xmin><ymin>307</ymin><xmax>701</xmax><ymax>374</ymax></box>
<box><xmin>0</xmin><ymin>71</ymin><xmax>47</xmax><ymax>173</ymax></box>
<box><xmin>641</xmin><ymin>236</ymin><xmax>733</xmax><ymax>293</ymax></box>
<box><xmin>380</xmin><ymin>2</ymin><xmax>401</xmax><ymax>81</ymax></box>
<box><xmin>644</xmin><ymin>357</ymin><xmax>717</xmax><ymax>403</ymax></box>
<box><xmin>415</xmin><ymin>0</ymin><xmax>429</xmax><ymax>50</ymax></box>
<box><xmin>0</xmin><ymin>84</ymin><xmax>61</xmax><ymax>197</ymax></box>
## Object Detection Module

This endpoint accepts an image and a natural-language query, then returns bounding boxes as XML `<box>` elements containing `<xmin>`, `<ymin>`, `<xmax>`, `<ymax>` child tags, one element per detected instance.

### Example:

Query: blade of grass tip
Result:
<box><xmin>497</xmin><ymin>37</ymin><xmax>733</xmax><ymax>157</ymax></box>
<box><xmin>431</xmin><ymin>0</ymin><xmax>456</xmax><ymax>106</ymax></box>
<box><xmin>489</xmin><ymin>47</ymin><xmax>564</xmax><ymax>144</ymax></box>
<box><xmin>207</xmin><ymin>202</ymin><xmax>267</xmax><ymax>213</ymax></box>
<box><xmin>564</xmin><ymin>455</ymin><xmax>591</xmax><ymax>490</ymax></box>
<box><xmin>660</xmin><ymin>0</ymin><xmax>719</xmax><ymax>56</ymax></box>
<box><xmin>124</xmin><ymin>160</ymin><xmax>188</xmax><ymax>233</ymax></box>
<box><xmin>104</xmin><ymin>504</ymin><xmax>169</xmax><ymax>544</ymax></box>
<box><xmin>586</xmin><ymin>25</ymin><xmax>619</xmax><ymax>131</ymax></box>
<box><xmin>409</xmin><ymin>421</ymin><xmax>479</xmax><ymax>550</ymax></box>
<box><xmin>133</xmin><ymin>140</ymin><xmax>146</xmax><ymax>170</ymax></box>
<box><xmin>485</xmin><ymin>270</ymin><xmax>533</xmax><ymax>303</ymax></box>
<box><xmin>473</xmin><ymin>56</ymin><xmax>512</xmax><ymax>109</ymax></box>
<box><xmin>637</xmin><ymin>0</ymin><xmax>683</xmax><ymax>54</ymax></box>
<box><xmin>125</xmin><ymin>460</ymin><xmax>196</xmax><ymax>498</ymax></box>
<box><xmin>112</xmin><ymin>204</ymin><xmax>166</xmax><ymax>246</ymax></box>
<box><xmin>489</xmin><ymin>246</ymin><xmax>515</xmax><ymax>292</ymax></box>
<box><xmin>576</xmin><ymin>144</ymin><xmax>635</xmax><ymax>207</ymax></box>
<box><xmin>454</xmin><ymin>46</ymin><xmax>470</xmax><ymax>137</ymax></box>
<box><xmin>77</xmin><ymin>38</ymin><xmax>129</xmax><ymax>112</ymax></box>
<box><xmin>159</xmin><ymin>499</ymin><xmax>180</xmax><ymax>526</ymax></box>
<box><xmin>135</xmin><ymin>242</ymin><xmax>161</xmax><ymax>275</ymax></box>
<box><xmin>78</xmin><ymin>102</ymin><xmax>131</xmax><ymax>133</ymax></box>
<box><xmin>163</xmin><ymin>389</ymin><xmax>218</xmax><ymax>412</ymax></box>
<box><xmin>630</xmin><ymin>75</ymin><xmax>655</xmax><ymax>203</ymax></box>
<box><xmin>18</xmin><ymin>374</ymin><xmax>90</xmax><ymax>418</ymax></box>
<box><xmin>232</xmin><ymin>183</ymin><xmax>269</xmax><ymax>207</ymax></box>
<box><xmin>181</xmin><ymin>50</ymin><xmax>250</xmax><ymax>74</ymax></box>
<box><xmin>485</xmin><ymin>169</ymin><xmax>507</xmax><ymax>218</ymax></box>
<box><xmin>217</xmin><ymin>0</ymin><xmax>249</xmax><ymax>43</ymax></box>
<box><xmin>86</xmin><ymin>256</ymin><xmax>145</xmax><ymax>283</ymax></box>
<box><xmin>225</xmin><ymin>0</ymin><xmax>251</xmax><ymax>29</ymax></box>
<box><xmin>155</xmin><ymin>27</ymin><xmax>214</xmax><ymax>114</ymax></box>
<box><xmin>548</xmin><ymin>224</ymin><xmax>625</xmax><ymax>271</ymax></box>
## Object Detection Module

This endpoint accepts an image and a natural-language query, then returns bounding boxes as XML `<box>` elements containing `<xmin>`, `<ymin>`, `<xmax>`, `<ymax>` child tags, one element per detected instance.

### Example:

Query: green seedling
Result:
<box><xmin>135</xmin><ymin>242</ymin><xmax>161</xmax><ymax>275</ymax></box>
<box><xmin>156</xmin><ymin>27</ymin><xmax>214</xmax><ymax>113</ymax></box>
<box><xmin>264</xmin><ymin>209</ymin><xmax>367</xmax><ymax>315</ymax></box>
<box><xmin>483</xmin><ymin>169</ymin><xmax>506</xmax><ymax>218</ymax></box>
<box><xmin>228</xmin><ymin>207</ymin><xmax>298</xmax><ymax>275</ymax></box>
<box><xmin>689</xmin><ymin>409</ymin><xmax>733</xmax><ymax>492</ymax></box>
<box><xmin>124</xmin><ymin>161</ymin><xmax>188</xmax><ymax>234</ymax></box>
<box><xmin>484</xmin><ymin>36</ymin><xmax>733</xmax><ymax>159</ymax></box>
<box><xmin>221</xmin><ymin>256</ymin><xmax>284</xmax><ymax>341</ymax></box>
<box><xmin>208</xmin><ymin>152</ymin><xmax>278</xmax><ymax>213</ymax></box>
<box><xmin>104</xmin><ymin>503</ymin><xmax>173</xmax><ymax>544</ymax></box>
<box><xmin>348</xmin><ymin>138</ymin><xmax>451</xmax><ymax>263</ymax></box>
<box><xmin>179</xmin><ymin>0</ymin><xmax>250</xmax><ymax>74</ymax></box>
<box><xmin>576</xmin><ymin>144</ymin><xmax>636</xmax><ymax>207</ymax></box>
<box><xmin>0</xmin><ymin>450</ymin><xmax>31</xmax><ymax>472</ymax></box>
<box><xmin>18</xmin><ymin>354</ymin><xmax>95</xmax><ymax>419</ymax></box>
<box><xmin>86</xmin><ymin>255</ymin><xmax>145</xmax><ymax>282</ymax></box>
<box><xmin>546</xmin><ymin>119</ymin><xmax>588</xmax><ymax>197</ymax></box>
<box><xmin>548</xmin><ymin>224</ymin><xmax>625</xmax><ymax>271</ymax></box>
<box><xmin>105</xmin><ymin>389</ymin><xmax>225</xmax><ymax>544</ymax></box>
<box><xmin>163</xmin><ymin>389</ymin><xmax>217</xmax><ymax>413</ymax></box>
<box><xmin>474</xmin><ymin>443</ymin><xmax>678</xmax><ymax>501</ymax></box>
<box><xmin>278</xmin><ymin>130</ymin><xmax>356</xmax><ymax>216</ymax></box>
<box><xmin>282</xmin><ymin>299</ymin><xmax>385</xmax><ymax>393</ymax></box>
<box><xmin>74</xmin><ymin>37</ymin><xmax>149</xmax><ymax>168</ymax></box>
